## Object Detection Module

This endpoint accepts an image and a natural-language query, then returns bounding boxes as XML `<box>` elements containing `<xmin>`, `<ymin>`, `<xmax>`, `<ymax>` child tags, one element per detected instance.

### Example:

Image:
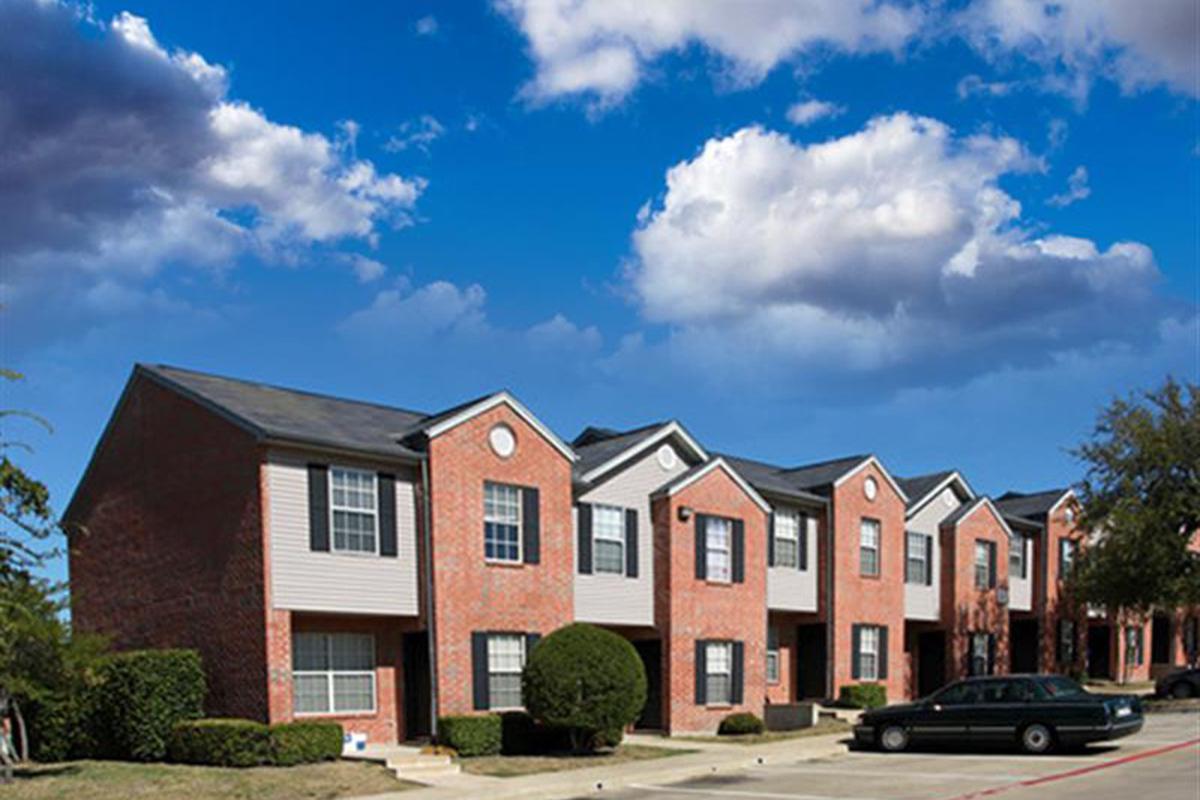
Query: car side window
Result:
<box><xmin>936</xmin><ymin>682</ymin><xmax>979</xmax><ymax>705</ymax></box>
<box><xmin>978</xmin><ymin>680</ymin><xmax>1011</xmax><ymax>704</ymax></box>
<box><xmin>1006</xmin><ymin>679</ymin><xmax>1036</xmax><ymax>702</ymax></box>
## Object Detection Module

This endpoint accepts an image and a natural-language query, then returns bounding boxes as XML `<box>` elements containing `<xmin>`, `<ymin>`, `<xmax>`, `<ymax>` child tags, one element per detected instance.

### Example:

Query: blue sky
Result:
<box><xmin>2</xmin><ymin>0</ymin><xmax>1197</xmax><ymax>585</ymax></box>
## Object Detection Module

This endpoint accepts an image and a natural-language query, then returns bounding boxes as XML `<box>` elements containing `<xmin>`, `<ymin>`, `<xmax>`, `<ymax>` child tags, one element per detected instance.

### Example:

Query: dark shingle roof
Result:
<box><xmin>897</xmin><ymin>471</ymin><xmax>957</xmax><ymax>507</ymax></box>
<box><xmin>781</xmin><ymin>454</ymin><xmax>871</xmax><ymax>492</ymax></box>
<box><xmin>140</xmin><ymin>364</ymin><xmax>432</xmax><ymax>460</ymax></box>
<box><xmin>994</xmin><ymin>489</ymin><xmax>1069</xmax><ymax>523</ymax></box>
<box><xmin>571</xmin><ymin>422</ymin><xmax>672</xmax><ymax>478</ymax></box>
<box><xmin>717</xmin><ymin>454</ymin><xmax>833</xmax><ymax>505</ymax></box>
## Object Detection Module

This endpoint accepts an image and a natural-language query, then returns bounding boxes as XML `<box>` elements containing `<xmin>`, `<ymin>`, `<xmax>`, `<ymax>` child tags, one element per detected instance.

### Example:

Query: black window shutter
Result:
<box><xmin>377</xmin><ymin>472</ymin><xmax>398</xmax><ymax>557</ymax></box>
<box><xmin>879</xmin><ymin>626</ymin><xmax>889</xmax><ymax>680</ymax></box>
<box><xmin>1056</xmin><ymin>621</ymin><xmax>1065</xmax><ymax>664</ymax></box>
<box><xmin>767</xmin><ymin>513</ymin><xmax>776</xmax><ymax>567</ymax></box>
<box><xmin>731</xmin><ymin>641</ymin><xmax>745</xmax><ymax>704</ymax></box>
<box><xmin>1136</xmin><ymin>627</ymin><xmax>1144</xmax><ymax>665</ymax></box>
<box><xmin>694</xmin><ymin>640</ymin><xmax>707</xmax><ymax>705</ymax></box>
<box><xmin>577</xmin><ymin>504</ymin><xmax>593</xmax><ymax>575</ymax></box>
<box><xmin>851</xmin><ymin>625</ymin><xmax>862</xmax><ymax>679</ymax></box>
<box><xmin>695</xmin><ymin>514</ymin><xmax>707</xmax><ymax>580</ymax></box>
<box><xmin>988</xmin><ymin>634</ymin><xmax>997</xmax><ymax>675</ymax></box>
<box><xmin>307</xmin><ymin>464</ymin><xmax>330</xmax><ymax>552</ymax></box>
<box><xmin>799</xmin><ymin>514</ymin><xmax>808</xmax><ymax>571</ymax></box>
<box><xmin>526</xmin><ymin>632</ymin><xmax>541</xmax><ymax>659</ymax></box>
<box><xmin>625</xmin><ymin>508</ymin><xmax>639</xmax><ymax>578</ymax></box>
<box><xmin>731</xmin><ymin>519</ymin><xmax>745</xmax><ymax>583</ymax></box>
<box><xmin>472</xmin><ymin>633</ymin><xmax>489</xmax><ymax>710</ymax></box>
<box><xmin>522</xmin><ymin>487</ymin><xmax>540</xmax><ymax>564</ymax></box>
<box><xmin>904</xmin><ymin>533</ymin><xmax>911</xmax><ymax>582</ymax></box>
<box><xmin>989</xmin><ymin>542</ymin><xmax>997</xmax><ymax>588</ymax></box>
<box><xmin>925</xmin><ymin>535</ymin><xmax>934</xmax><ymax>586</ymax></box>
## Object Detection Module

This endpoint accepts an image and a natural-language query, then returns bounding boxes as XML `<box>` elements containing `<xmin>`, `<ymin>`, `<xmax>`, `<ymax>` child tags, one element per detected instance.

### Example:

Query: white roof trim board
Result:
<box><xmin>579</xmin><ymin>421</ymin><xmax>709</xmax><ymax>484</ymax></box>
<box><xmin>658</xmin><ymin>457</ymin><xmax>772</xmax><ymax>513</ymax></box>
<box><xmin>906</xmin><ymin>471</ymin><xmax>976</xmax><ymax>520</ymax></box>
<box><xmin>832</xmin><ymin>456</ymin><xmax>910</xmax><ymax>503</ymax></box>
<box><xmin>942</xmin><ymin>497</ymin><xmax>1018</xmax><ymax>540</ymax></box>
<box><xmin>422</xmin><ymin>391</ymin><xmax>578</xmax><ymax>462</ymax></box>
<box><xmin>1047</xmin><ymin>489</ymin><xmax>1077</xmax><ymax>517</ymax></box>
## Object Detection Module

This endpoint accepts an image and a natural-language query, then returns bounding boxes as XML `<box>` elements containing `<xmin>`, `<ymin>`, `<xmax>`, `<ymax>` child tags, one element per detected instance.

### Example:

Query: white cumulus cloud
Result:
<box><xmin>786</xmin><ymin>99</ymin><xmax>846</xmax><ymax>126</ymax></box>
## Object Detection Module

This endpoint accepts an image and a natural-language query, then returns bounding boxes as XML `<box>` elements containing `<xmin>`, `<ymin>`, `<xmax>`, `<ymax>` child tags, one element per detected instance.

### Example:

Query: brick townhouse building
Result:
<box><xmin>66</xmin><ymin>365</ymin><xmax>1200</xmax><ymax>744</ymax></box>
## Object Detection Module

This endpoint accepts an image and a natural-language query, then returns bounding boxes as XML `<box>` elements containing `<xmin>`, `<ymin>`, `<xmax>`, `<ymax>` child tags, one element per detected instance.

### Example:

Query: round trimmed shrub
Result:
<box><xmin>437</xmin><ymin>714</ymin><xmax>501</xmax><ymax>757</ymax></box>
<box><xmin>168</xmin><ymin>719</ymin><xmax>271</xmax><ymax>767</ymax></box>
<box><xmin>838</xmin><ymin>683</ymin><xmax>887</xmax><ymax>710</ymax></box>
<box><xmin>270</xmin><ymin>721</ymin><xmax>343</xmax><ymax>765</ymax></box>
<box><xmin>521</xmin><ymin>623</ymin><xmax>646</xmax><ymax>752</ymax></box>
<box><xmin>718</xmin><ymin>712</ymin><xmax>765</xmax><ymax>736</ymax></box>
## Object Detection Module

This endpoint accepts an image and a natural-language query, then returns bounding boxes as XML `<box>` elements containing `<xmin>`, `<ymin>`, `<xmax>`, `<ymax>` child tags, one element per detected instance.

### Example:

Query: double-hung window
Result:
<box><xmin>906</xmin><ymin>532</ymin><xmax>929</xmax><ymax>585</ymax></box>
<box><xmin>484</xmin><ymin>482</ymin><xmax>521</xmax><ymax>562</ymax></box>
<box><xmin>1058</xmin><ymin>619</ymin><xmax>1076</xmax><ymax>665</ymax></box>
<box><xmin>860</xmin><ymin>519</ymin><xmax>880</xmax><ymax>577</ymax></box>
<box><xmin>774</xmin><ymin>510</ymin><xmax>801</xmax><ymax>569</ymax></box>
<box><xmin>766</xmin><ymin>627</ymin><xmax>780</xmax><ymax>684</ymax></box>
<box><xmin>974</xmin><ymin>540</ymin><xmax>996</xmax><ymax>590</ymax></box>
<box><xmin>706</xmin><ymin>516</ymin><xmax>732</xmax><ymax>582</ymax></box>
<box><xmin>1059</xmin><ymin>539</ymin><xmax>1078</xmax><ymax>579</ymax></box>
<box><xmin>487</xmin><ymin>634</ymin><xmax>526</xmax><ymax>710</ymax></box>
<box><xmin>858</xmin><ymin>626</ymin><xmax>880</xmax><ymax>680</ymax></box>
<box><xmin>1125</xmin><ymin>626</ymin><xmax>1143</xmax><ymax>666</ymax></box>
<box><xmin>293</xmin><ymin>632</ymin><xmax>375</xmax><ymax>715</ymax></box>
<box><xmin>1009</xmin><ymin>538</ymin><xmax>1026</xmax><ymax>579</ymax></box>
<box><xmin>592</xmin><ymin>504</ymin><xmax>625</xmax><ymax>575</ymax></box>
<box><xmin>970</xmin><ymin>633</ymin><xmax>992</xmax><ymax>676</ymax></box>
<box><xmin>330</xmin><ymin>468</ymin><xmax>378</xmax><ymax>554</ymax></box>
<box><xmin>705</xmin><ymin>641</ymin><xmax>733</xmax><ymax>705</ymax></box>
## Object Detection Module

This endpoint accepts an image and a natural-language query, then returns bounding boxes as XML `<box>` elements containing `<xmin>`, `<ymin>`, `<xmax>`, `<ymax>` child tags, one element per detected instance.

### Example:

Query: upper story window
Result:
<box><xmin>860</xmin><ymin>518</ymin><xmax>881</xmax><ymax>577</ymax></box>
<box><xmin>906</xmin><ymin>532</ymin><xmax>929</xmax><ymax>585</ymax></box>
<box><xmin>330</xmin><ymin>468</ymin><xmax>378</xmax><ymax>554</ymax></box>
<box><xmin>1059</xmin><ymin>538</ymin><xmax>1078</xmax><ymax>578</ymax></box>
<box><xmin>293</xmin><ymin>632</ymin><xmax>375</xmax><ymax>715</ymax></box>
<box><xmin>974</xmin><ymin>540</ymin><xmax>997</xmax><ymax>590</ymax></box>
<box><xmin>484</xmin><ymin>482</ymin><xmax>522</xmax><ymax>563</ymax></box>
<box><xmin>1009</xmin><ymin>538</ymin><xmax>1026</xmax><ymax>579</ymax></box>
<box><xmin>705</xmin><ymin>516</ymin><xmax>732</xmax><ymax>582</ymax></box>
<box><xmin>486</xmin><ymin>634</ymin><xmax>526</xmax><ymax>710</ymax></box>
<box><xmin>592</xmin><ymin>504</ymin><xmax>625</xmax><ymax>575</ymax></box>
<box><xmin>705</xmin><ymin>641</ymin><xmax>733</xmax><ymax>705</ymax></box>
<box><xmin>774</xmin><ymin>509</ymin><xmax>801</xmax><ymax>569</ymax></box>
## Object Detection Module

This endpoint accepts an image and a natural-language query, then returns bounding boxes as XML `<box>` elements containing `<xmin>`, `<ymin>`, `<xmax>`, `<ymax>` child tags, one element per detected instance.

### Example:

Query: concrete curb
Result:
<box><xmin>350</xmin><ymin>733</ymin><xmax>852</xmax><ymax>800</ymax></box>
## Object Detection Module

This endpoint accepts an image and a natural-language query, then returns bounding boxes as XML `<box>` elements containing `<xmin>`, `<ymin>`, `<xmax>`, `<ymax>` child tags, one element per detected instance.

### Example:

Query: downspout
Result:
<box><xmin>420</xmin><ymin>455</ymin><xmax>439</xmax><ymax>739</ymax></box>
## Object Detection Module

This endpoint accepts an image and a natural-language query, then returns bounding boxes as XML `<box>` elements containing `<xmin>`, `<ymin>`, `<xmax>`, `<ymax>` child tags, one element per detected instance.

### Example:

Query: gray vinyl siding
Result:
<box><xmin>1009</xmin><ymin>536</ymin><xmax>1032</xmax><ymax>611</ymax></box>
<box><xmin>574</xmin><ymin>443</ymin><xmax>687</xmax><ymax>626</ymax></box>
<box><xmin>266</xmin><ymin>449</ymin><xmax>419</xmax><ymax>616</ymax></box>
<box><xmin>766</xmin><ymin>510</ymin><xmax>818</xmax><ymax>611</ymax></box>
<box><xmin>904</xmin><ymin>488</ymin><xmax>954</xmax><ymax>621</ymax></box>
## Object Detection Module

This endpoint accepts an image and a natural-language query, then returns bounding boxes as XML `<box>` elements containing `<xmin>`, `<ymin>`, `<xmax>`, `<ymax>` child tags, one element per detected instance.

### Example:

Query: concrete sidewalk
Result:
<box><xmin>349</xmin><ymin>731</ymin><xmax>851</xmax><ymax>800</ymax></box>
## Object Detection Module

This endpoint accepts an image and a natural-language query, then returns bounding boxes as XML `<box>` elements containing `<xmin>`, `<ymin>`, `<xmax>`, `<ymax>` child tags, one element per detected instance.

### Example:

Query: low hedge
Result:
<box><xmin>838</xmin><ymin>683</ymin><xmax>887</xmax><ymax>709</ymax></box>
<box><xmin>270</xmin><ymin>721</ymin><xmax>343</xmax><ymax>766</ymax></box>
<box><xmin>718</xmin><ymin>712</ymin><xmax>765</xmax><ymax>736</ymax></box>
<box><xmin>437</xmin><ymin>714</ymin><xmax>501</xmax><ymax>756</ymax></box>
<box><xmin>169</xmin><ymin>719</ymin><xmax>272</xmax><ymax>767</ymax></box>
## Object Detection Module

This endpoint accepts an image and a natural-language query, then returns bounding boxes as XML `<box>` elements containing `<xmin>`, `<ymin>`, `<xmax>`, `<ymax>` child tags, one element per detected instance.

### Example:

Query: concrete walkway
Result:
<box><xmin>348</xmin><ymin>731</ymin><xmax>851</xmax><ymax>800</ymax></box>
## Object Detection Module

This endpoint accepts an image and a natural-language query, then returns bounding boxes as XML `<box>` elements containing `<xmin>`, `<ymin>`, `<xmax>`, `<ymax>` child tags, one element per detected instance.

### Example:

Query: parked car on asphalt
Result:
<box><xmin>1155</xmin><ymin>667</ymin><xmax>1200</xmax><ymax>699</ymax></box>
<box><xmin>854</xmin><ymin>674</ymin><xmax>1143</xmax><ymax>754</ymax></box>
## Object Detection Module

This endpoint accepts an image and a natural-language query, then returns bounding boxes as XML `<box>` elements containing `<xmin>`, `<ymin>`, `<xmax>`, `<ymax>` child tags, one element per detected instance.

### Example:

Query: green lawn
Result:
<box><xmin>676</xmin><ymin>718</ymin><xmax>851</xmax><ymax>745</ymax></box>
<box><xmin>459</xmin><ymin>743</ymin><xmax>689</xmax><ymax>778</ymax></box>
<box><xmin>6</xmin><ymin>759</ymin><xmax>414</xmax><ymax>800</ymax></box>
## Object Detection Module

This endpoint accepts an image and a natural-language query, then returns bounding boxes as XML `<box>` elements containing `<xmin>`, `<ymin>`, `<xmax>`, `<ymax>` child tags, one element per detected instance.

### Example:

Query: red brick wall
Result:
<box><xmin>654</xmin><ymin>466</ymin><xmax>769</xmax><ymax>733</ymax></box>
<box><xmin>68</xmin><ymin>372</ymin><xmax>270</xmax><ymax>720</ymax></box>
<box><xmin>1041</xmin><ymin>496</ymin><xmax>1087</xmax><ymax>673</ymax></box>
<box><xmin>941</xmin><ymin>504</ymin><xmax>1010</xmax><ymax>681</ymax></box>
<box><xmin>426</xmin><ymin>403</ymin><xmax>574</xmax><ymax>716</ymax></box>
<box><xmin>828</xmin><ymin>464</ymin><xmax>906</xmax><ymax>701</ymax></box>
<box><xmin>765</xmin><ymin>614</ymin><xmax>799</xmax><ymax>704</ymax></box>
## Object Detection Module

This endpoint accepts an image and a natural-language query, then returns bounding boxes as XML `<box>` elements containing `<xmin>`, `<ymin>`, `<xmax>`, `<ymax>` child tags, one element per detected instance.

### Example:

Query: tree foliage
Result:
<box><xmin>1</xmin><ymin>369</ymin><xmax>60</xmax><ymax>579</ymax></box>
<box><xmin>1070</xmin><ymin>377</ymin><xmax>1200</xmax><ymax>614</ymax></box>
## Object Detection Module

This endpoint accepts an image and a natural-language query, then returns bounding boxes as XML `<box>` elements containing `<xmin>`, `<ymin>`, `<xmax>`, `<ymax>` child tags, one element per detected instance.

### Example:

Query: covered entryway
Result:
<box><xmin>1087</xmin><ymin>624</ymin><xmax>1113</xmax><ymax>680</ymax></box>
<box><xmin>796</xmin><ymin>623</ymin><xmax>827</xmax><ymax>700</ymax></box>
<box><xmin>1009</xmin><ymin>618</ymin><xmax>1039</xmax><ymax>674</ymax></box>
<box><xmin>916</xmin><ymin>631</ymin><xmax>946</xmax><ymax>697</ymax></box>
<box><xmin>402</xmin><ymin>631</ymin><xmax>432</xmax><ymax>739</ymax></box>
<box><xmin>633</xmin><ymin>639</ymin><xmax>663</xmax><ymax>730</ymax></box>
<box><xmin>1151</xmin><ymin>613</ymin><xmax>1172</xmax><ymax>665</ymax></box>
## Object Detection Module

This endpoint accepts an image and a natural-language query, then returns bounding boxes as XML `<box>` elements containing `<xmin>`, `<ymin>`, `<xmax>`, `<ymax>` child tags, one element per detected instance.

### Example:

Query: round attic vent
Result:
<box><xmin>657</xmin><ymin>444</ymin><xmax>678</xmax><ymax>470</ymax></box>
<box><xmin>864</xmin><ymin>476</ymin><xmax>878</xmax><ymax>501</ymax></box>
<box><xmin>489</xmin><ymin>423</ymin><xmax>516</xmax><ymax>458</ymax></box>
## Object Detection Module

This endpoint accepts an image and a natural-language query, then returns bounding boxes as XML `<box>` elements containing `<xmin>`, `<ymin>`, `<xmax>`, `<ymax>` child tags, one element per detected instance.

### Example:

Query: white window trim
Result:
<box><xmin>705</xmin><ymin>641</ymin><xmax>733</xmax><ymax>707</ymax></box>
<box><xmin>971</xmin><ymin>632</ymin><xmax>991</xmax><ymax>676</ymax></box>
<box><xmin>860</xmin><ymin>519</ymin><xmax>881</xmax><ymax>577</ymax></box>
<box><xmin>774</xmin><ymin>509</ymin><xmax>801</xmax><ymax>570</ymax></box>
<box><xmin>1010</xmin><ymin>539</ymin><xmax>1026</xmax><ymax>579</ymax></box>
<box><xmin>293</xmin><ymin>632</ymin><xmax>377</xmax><ymax>716</ymax></box>
<box><xmin>766</xmin><ymin>628</ymin><xmax>780</xmax><ymax>684</ymax></box>
<box><xmin>592</xmin><ymin>504</ymin><xmax>626</xmax><ymax>576</ymax></box>
<box><xmin>706</xmin><ymin>516</ymin><xmax>732</xmax><ymax>583</ymax></box>
<box><xmin>859</xmin><ymin>626</ymin><xmax>880</xmax><ymax>681</ymax></box>
<box><xmin>328</xmin><ymin>466</ymin><xmax>379</xmax><ymax>557</ymax></box>
<box><xmin>974</xmin><ymin>540</ymin><xmax>993</xmax><ymax>590</ymax></box>
<box><xmin>487</xmin><ymin>634</ymin><xmax>527</xmax><ymax>711</ymax></box>
<box><xmin>484</xmin><ymin>481</ymin><xmax>523</xmax><ymax>564</ymax></box>
<box><xmin>906</xmin><ymin>532</ymin><xmax>929</xmax><ymax>585</ymax></box>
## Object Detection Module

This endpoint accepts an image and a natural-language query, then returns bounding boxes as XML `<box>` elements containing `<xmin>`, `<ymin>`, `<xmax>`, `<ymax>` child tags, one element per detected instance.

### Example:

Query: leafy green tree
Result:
<box><xmin>1</xmin><ymin>369</ymin><xmax>61</xmax><ymax>579</ymax></box>
<box><xmin>1070</xmin><ymin>377</ymin><xmax>1200</xmax><ymax>621</ymax></box>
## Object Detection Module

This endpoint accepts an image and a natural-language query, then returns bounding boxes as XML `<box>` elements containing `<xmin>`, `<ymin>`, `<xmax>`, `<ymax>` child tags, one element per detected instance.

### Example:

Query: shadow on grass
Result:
<box><xmin>14</xmin><ymin>764</ymin><xmax>85</xmax><ymax>780</ymax></box>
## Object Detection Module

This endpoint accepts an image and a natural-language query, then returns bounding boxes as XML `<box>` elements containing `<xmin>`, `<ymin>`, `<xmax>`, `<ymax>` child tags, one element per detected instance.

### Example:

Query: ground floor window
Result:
<box><xmin>970</xmin><ymin>633</ymin><xmax>995</xmax><ymax>676</ymax></box>
<box><xmin>706</xmin><ymin>641</ymin><xmax>733</xmax><ymax>705</ymax></box>
<box><xmin>293</xmin><ymin>632</ymin><xmax>376</xmax><ymax>714</ymax></box>
<box><xmin>766</xmin><ymin>627</ymin><xmax>780</xmax><ymax>684</ymax></box>
<box><xmin>1058</xmin><ymin>619</ymin><xmax>1076</xmax><ymax>666</ymax></box>
<box><xmin>856</xmin><ymin>626</ymin><xmax>881</xmax><ymax>681</ymax></box>
<box><xmin>1125</xmin><ymin>625</ymin><xmax>1144</xmax><ymax>666</ymax></box>
<box><xmin>487</xmin><ymin>634</ymin><xmax>526</xmax><ymax>710</ymax></box>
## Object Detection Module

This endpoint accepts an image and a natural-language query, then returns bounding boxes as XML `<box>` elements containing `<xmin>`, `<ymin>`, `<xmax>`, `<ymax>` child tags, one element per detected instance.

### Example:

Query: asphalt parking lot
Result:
<box><xmin>606</xmin><ymin>713</ymin><xmax>1199</xmax><ymax>800</ymax></box>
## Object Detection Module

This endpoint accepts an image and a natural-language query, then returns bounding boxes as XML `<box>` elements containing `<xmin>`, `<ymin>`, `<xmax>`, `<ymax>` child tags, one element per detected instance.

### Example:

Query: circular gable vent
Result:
<box><xmin>657</xmin><ymin>444</ymin><xmax>678</xmax><ymax>470</ymax></box>
<box><xmin>489</xmin><ymin>424</ymin><xmax>516</xmax><ymax>458</ymax></box>
<box><xmin>864</xmin><ymin>476</ymin><xmax>878</xmax><ymax>501</ymax></box>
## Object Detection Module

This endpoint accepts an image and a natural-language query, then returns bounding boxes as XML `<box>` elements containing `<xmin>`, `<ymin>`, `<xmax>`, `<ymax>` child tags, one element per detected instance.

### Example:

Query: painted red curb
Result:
<box><xmin>941</xmin><ymin>738</ymin><xmax>1200</xmax><ymax>800</ymax></box>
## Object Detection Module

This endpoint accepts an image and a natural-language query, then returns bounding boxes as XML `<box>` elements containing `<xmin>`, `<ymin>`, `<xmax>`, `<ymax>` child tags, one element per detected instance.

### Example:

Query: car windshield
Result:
<box><xmin>1040</xmin><ymin>676</ymin><xmax>1088</xmax><ymax>698</ymax></box>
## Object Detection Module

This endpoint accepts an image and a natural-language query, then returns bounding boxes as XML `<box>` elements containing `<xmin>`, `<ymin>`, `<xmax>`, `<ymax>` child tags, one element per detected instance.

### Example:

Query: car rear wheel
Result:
<box><xmin>879</xmin><ymin>725</ymin><xmax>909</xmax><ymax>753</ymax></box>
<box><xmin>1170</xmin><ymin>682</ymin><xmax>1194</xmax><ymax>699</ymax></box>
<box><xmin>1020</xmin><ymin>723</ymin><xmax>1054</xmax><ymax>754</ymax></box>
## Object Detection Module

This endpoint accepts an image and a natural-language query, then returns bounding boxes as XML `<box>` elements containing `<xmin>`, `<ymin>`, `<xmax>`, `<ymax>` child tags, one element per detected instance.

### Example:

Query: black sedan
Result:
<box><xmin>854</xmin><ymin>674</ymin><xmax>1143</xmax><ymax>754</ymax></box>
<box><xmin>1155</xmin><ymin>667</ymin><xmax>1200</xmax><ymax>699</ymax></box>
